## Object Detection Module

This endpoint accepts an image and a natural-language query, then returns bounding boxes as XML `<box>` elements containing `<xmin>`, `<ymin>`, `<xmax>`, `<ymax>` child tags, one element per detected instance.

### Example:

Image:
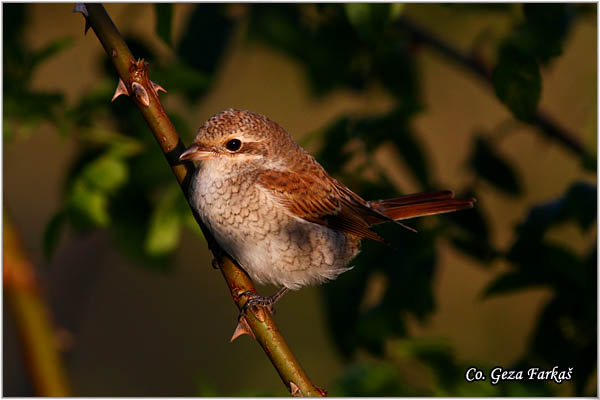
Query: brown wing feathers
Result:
<box><xmin>258</xmin><ymin>168</ymin><xmax>474</xmax><ymax>242</ymax></box>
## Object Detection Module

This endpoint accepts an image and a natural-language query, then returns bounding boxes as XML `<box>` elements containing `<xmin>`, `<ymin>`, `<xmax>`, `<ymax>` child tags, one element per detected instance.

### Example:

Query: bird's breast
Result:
<box><xmin>188</xmin><ymin>164</ymin><xmax>361</xmax><ymax>289</ymax></box>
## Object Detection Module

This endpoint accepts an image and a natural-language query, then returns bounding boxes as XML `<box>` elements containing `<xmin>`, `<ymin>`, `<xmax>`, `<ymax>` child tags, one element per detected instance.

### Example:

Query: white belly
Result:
<box><xmin>189</xmin><ymin>166</ymin><xmax>358</xmax><ymax>289</ymax></box>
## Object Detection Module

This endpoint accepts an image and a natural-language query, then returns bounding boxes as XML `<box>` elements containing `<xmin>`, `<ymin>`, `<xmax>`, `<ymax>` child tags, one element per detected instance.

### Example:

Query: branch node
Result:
<box><xmin>111</xmin><ymin>78</ymin><xmax>129</xmax><ymax>102</ymax></box>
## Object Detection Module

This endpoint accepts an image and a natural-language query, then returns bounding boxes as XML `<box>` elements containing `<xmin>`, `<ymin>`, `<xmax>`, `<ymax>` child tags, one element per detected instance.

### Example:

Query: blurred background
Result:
<box><xmin>3</xmin><ymin>3</ymin><xmax>597</xmax><ymax>396</ymax></box>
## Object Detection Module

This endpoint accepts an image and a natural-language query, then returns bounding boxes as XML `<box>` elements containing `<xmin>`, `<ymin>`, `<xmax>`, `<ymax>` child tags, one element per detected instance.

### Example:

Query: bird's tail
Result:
<box><xmin>367</xmin><ymin>190</ymin><xmax>476</xmax><ymax>225</ymax></box>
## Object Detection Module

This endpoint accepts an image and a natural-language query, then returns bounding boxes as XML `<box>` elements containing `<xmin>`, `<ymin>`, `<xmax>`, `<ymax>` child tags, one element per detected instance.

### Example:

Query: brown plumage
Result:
<box><xmin>180</xmin><ymin>109</ymin><xmax>475</xmax><ymax>308</ymax></box>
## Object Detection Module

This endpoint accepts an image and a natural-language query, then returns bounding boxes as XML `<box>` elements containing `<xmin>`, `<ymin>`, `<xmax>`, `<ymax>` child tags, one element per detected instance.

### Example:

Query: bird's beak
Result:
<box><xmin>179</xmin><ymin>143</ymin><xmax>216</xmax><ymax>161</ymax></box>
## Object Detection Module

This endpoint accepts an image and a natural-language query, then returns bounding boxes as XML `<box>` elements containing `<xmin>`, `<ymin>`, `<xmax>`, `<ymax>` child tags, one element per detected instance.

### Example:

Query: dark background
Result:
<box><xmin>3</xmin><ymin>3</ymin><xmax>597</xmax><ymax>396</ymax></box>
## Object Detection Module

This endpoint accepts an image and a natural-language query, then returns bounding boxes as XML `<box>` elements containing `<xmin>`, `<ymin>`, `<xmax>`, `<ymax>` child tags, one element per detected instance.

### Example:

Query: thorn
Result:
<box><xmin>316</xmin><ymin>387</ymin><xmax>328</xmax><ymax>396</ymax></box>
<box><xmin>230</xmin><ymin>315</ymin><xmax>255</xmax><ymax>342</ymax></box>
<box><xmin>290</xmin><ymin>381</ymin><xmax>303</xmax><ymax>397</ymax></box>
<box><xmin>111</xmin><ymin>79</ymin><xmax>129</xmax><ymax>102</ymax></box>
<box><xmin>72</xmin><ymin>3</ymin><xmax>88</xmax><ymax>17</ymax></box>
<box><xmin>111</xmin><ymin>48</ymin><xmax>118</xmax><ymax>58</ymax></box>
<box><xmin>131</xmin><ymin>82</ymin><xmax>150</xmax><ymax>106</ymax></box>
<box><xmin>151</xmin><ymin>81</ymin><xmax>167</xmax><ymax>96</ymax></box>
<box><xmin>72</xmin><ymin>3</ymin><xmax>91</xmax><ymax>34</ymax></box>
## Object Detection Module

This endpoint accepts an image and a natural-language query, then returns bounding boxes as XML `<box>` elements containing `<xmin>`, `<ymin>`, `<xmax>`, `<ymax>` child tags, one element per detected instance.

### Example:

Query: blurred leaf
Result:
<box><xmin>390</xmin><ymin>125</ymin><xmax>430</xmax><ymax>189</ymax></box>
<box><xmin>176</xmin><ymin>4</ymin><xmax>233</xmax><ymax>100</ymax></box>
<box><xmin>560</xmin><ymin>182</ymin><xmax>597</xmax><ymax>231</ymax></box>
<box><xmin>506</xmin><ymin>240</ymin><xmax>587</xmax><ymax>291</ymax></box>
<box><xmin>483</xmin><ymin>271</ymin><xmax>540</xmax><ymax>298</ymax></box>
<box><xmin>519</xmin><ymin>4</ymin><xmax>573</xmax><ymax>64</ymax></box>
<box><xmin>377</xmin><ymin>226</ymin><xmax>437</xmax><ymax>321</ymax></box>
<box><xmin>315</xmin><ymin>117</ymin><xmax>353</xmax><ymax>174</ymax></box>
<box><xmin>80</xmin><ymin>155</ymin><xmax>129</xmax><ymax>193</ymax></box>
<box><xmin>395</xmin><ymin>338</ymin><xmax>459</xmax><ymax>389</ymax></box>
<box><xmin>320</xmin><ymin>258</ymin><xmax>371</xmax><ymax>358</ymax></box>
<box><xmin>513</xmin><ymin>182</ymin><xmax>596</xmax><ymax>239</ymax></box>
<box><xmin>470</xmin><ymin>135</ymin><xmax>522</xmax><ymax>195</ymax></box>
<box><xmin>43</xmin><ymin>211</ymin><xmax>66</xmax><ymax>261</ymax></box>
<box><xmin>4</xmin><ymin>91</ymin><xmax>65</xmax><ymax>140</ymax></box>
<box><xmin>345</xmin><ymin>4</ymin><xmax>399</xmax><ymax>42</ymax></box>
<box><xmin>195</xmin><ymin>380</ymin><xmax>219</xmax><ymax>397</ymax></box>
<box><xmin>445</xmin><ymin>192</ymin><xmax>490</xmax><ymax>240</ymax></box>
<box><xmin>31</xmin><ymin>37</ymin><xmax>74</xmax><ymax>69</ymax></box>
<box><xmin>67</xmin><ymin>181</ymin><xmax>111</xmax><ymax>229</ymax></box>
<box><xmin>247</xmin><ymin>4</ymin><xmax>365</xmax><ymax>95</ymax></box>
<box><xmin>3</xmin><ymin>3</ymin><xmax>26</xmax><ymax>40</ymax></box>
<box><xmin>152</xmin><ymin>62</ymin><xmax>211</xmax><ymax>100</ymax></box>
<box><xmin>356</xmin><ymin>305</ymin><xmax>404</xmax><ymax>356</ymax></box>
<box><xmin>154</xmin><ymin>4</ymin><xmax>173</xmax><ymax>46</ymax></box>
<box><xmin>65</xmin><ymin>154</ymin><xmax>129</xmax><ymax>231</ymax></box>
<box><xmin>450</xmin><ymin>234</ymin><xmax>499</xmax><ymax>263</ymax></box>
<box><xmin>493</xmin><ymin>42</ymin><xmax>541</xmax><ymax>122</ymax></box>
<box><xmin>353</xmin><ymin>108</ymin><xmax>429</xmax><ymax>187</ymax></box>
<box><xmin>332</xmin><ymin>362</ymin><xmax>418</xmax><ymax>396</ymax></box>
<box><xmin>145</xmin><ymin>185</ymin><xmax>183</xmax><ymax>256</ymax></box>
<box><xmin>374</xmin><ymin>40</ymin><xmax>421</xmax><ymax>104</ymax></box>
<box><xmin>523</xmin><ymin>295</ymin><xmax>596</xmax><ymax>395</ymax></box>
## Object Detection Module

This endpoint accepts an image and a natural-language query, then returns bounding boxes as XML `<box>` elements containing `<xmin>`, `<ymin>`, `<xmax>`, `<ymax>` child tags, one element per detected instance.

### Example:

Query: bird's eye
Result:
<box><xmin>225</xmin><ymin>138</ymin><xmax>242</xmax><ymax>152</ymax></box>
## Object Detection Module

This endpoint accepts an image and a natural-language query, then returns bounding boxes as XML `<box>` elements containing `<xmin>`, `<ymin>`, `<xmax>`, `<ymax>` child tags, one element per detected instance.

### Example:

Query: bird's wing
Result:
<box><xmin>257</xmin><ymin>168</ymin><xmax>387</xmax><ymax>243</ymax></box>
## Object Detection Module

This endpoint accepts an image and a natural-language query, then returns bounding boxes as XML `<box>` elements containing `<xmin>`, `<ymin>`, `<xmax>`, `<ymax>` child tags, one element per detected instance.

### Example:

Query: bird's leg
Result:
<box><xmin>239</xmin><ymin>287</ymin><xmax>289</xmax><ymax>320</ymax></box>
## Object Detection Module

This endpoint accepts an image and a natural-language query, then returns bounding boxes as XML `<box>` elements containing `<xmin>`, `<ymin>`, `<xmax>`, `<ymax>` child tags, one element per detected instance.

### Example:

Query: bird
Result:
<box><xmin>180</xmin><ymin>109</ymin><xmax>475</xmax><ymax>315</ymax></box>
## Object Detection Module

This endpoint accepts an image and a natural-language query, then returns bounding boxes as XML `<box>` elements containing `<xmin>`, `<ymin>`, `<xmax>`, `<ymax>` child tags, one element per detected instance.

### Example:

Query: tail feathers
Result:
<box><xmin>369</xmin><ymin>190</ymin><xmax>455</xmax><ymax>208</ymax></box>
<box><xmin>367</xmin><ymin>191</ymin><xmax>475</xmax><ymax>225</ymax></box>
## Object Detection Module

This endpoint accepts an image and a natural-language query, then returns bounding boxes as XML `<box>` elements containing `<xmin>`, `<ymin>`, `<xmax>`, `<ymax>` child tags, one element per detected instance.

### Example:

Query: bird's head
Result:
<box><xmin>180</xmin><ymin>109</ymin><xmax>298</xmax><ymax>170</ymax></box>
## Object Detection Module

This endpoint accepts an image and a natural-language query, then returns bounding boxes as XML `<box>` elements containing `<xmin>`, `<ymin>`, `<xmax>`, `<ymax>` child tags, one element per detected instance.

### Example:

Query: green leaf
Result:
<box><xmin>345</xmin><ymin>4</ymin><xmax>396</xmax><ymax>41</ymax></box>
<box><xmin>145</xmin><ymin>186</ymin><xmax>183</xmax><ymax>256</ymax></box>
<box><xmin>493</xmin><ymin>42</ymin><xmax>541</xmax><ymax>122</ymax></box>
<box><xmin>43</xmin><ymin>211</ymin><xmax>66</xmax><ymax>261</ymax></box>
<box><xmin>154</xmin><ymin>4</ymin><xmax>173</xmax><ymax>46</ymax></box>
<box><xmin>80</xmin><ymin>155</ymin><xmax>129</xmax><ymax>193</ymax></box>
<box><xmin>332</xmin><ymin>363</ymin><xmax>413</xmax><ymax>396</ymax></box>
<box><xmin>68</xmin><ymin>181</ymin><xmax>110</xmax><ymax>229</ymax></box>
<box><xmin>470</xmin><ymin>135</ymin><xmax>522</xmax><ymax>195</ymax></box>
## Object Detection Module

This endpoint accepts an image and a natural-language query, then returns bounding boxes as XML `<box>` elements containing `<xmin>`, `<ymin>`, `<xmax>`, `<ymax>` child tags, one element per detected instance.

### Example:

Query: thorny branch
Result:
<box><xmin>77</xmin><ymin>3</ymin><xmax>324</xmax><ymax>397</ymax></box>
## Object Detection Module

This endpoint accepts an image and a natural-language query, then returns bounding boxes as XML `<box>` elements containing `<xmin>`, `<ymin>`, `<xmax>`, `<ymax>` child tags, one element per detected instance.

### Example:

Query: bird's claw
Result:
<box><xmin>238</xmin><ymin>291</ymin><xmax>275</xmax><ymax>321</ymax></box>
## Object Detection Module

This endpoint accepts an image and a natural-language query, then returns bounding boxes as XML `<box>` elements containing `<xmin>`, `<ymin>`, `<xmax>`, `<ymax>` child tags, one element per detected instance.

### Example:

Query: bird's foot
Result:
<box><xmin>238</xmin><ymin>287</ymin><xmax>289</xmax><ymax>321</ymax></box>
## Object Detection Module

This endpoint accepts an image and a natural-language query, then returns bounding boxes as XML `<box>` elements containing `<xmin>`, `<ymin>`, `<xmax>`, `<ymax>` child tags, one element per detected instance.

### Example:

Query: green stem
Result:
<box><xmin>81</xmin><ymin>4</ymin><xmax>324</xmax><ymax>396</ymax></box>
<box><xmin>4</xmin><ymin>210</ymin><xmax>71</xmax><ymax>396</ymax></box>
